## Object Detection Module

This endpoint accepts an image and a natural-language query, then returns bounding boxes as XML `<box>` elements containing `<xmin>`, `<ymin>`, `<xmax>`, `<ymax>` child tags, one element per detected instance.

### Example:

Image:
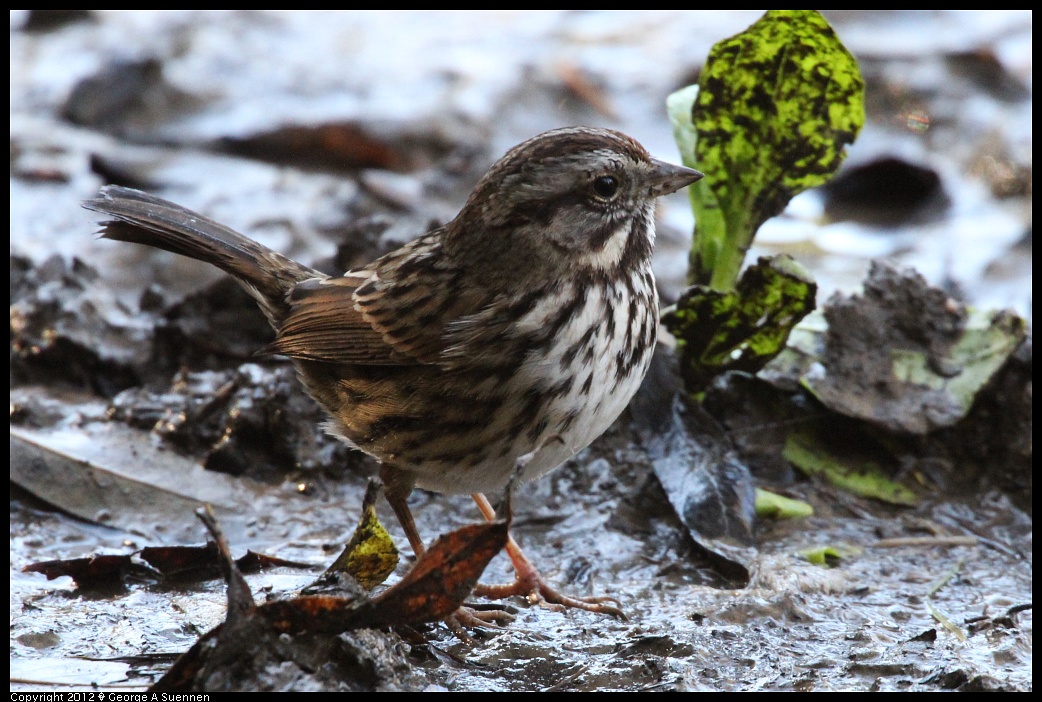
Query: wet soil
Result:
<box><xmin>11</xmin><ymin>11</ymin><xmax>1031</xmax><ymax>692</ymax></box>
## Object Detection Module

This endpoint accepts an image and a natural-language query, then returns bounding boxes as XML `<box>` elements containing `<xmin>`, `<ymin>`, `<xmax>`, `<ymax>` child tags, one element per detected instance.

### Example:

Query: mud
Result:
<box><xmin>11</xmin><ymin>11</ymin><xmax>1031</xmax><ymax>693</ymax></box>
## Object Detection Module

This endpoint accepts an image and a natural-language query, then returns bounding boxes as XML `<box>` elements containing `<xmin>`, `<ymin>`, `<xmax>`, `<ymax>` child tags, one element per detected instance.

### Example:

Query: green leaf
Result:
<box><xmin>667</xmin><ymin>84</ymin><xmax>701</xmax><ymax>173</ymax></box>
<box><xmin>755</xmin><ymin>488</ymin><xmax>813</xmax><ymax>519</ymax></box>
<box><xmin>799</xmin><ymin>544</ymin><xmax>858</xmax><ymax>567</ymax></box>
<box><xmin>662</xmin><ymin>254</ymin><xmax>817</xmax><ymax>392</ymax></box>
<box><xmin>770</xmin><ymin>263</ymin><xmax>1029</xmax><ymax>435</ymax></box>
<box><xmin>783</xmin><ymin>426</ymin><xmax>917</xmax><ymax>506</ymax></box>
<box><xmin>668</xmin><ymin>85</ymin><xmax>728</xmax><ymax>280</ymax></box>
<box><xmin>804</xmin><ymin>307</ymin><xmax>1027</xmax><ymax>434</ymax></box>
<box><xmin>675</xmin><ymin>10</ymin><xmax>864</xmax><ymax>290</ymax></box>
<box><xmin>895</xmin><ymin>308</ymin><xmax>1026</xmax><ymax>417</ymax></box>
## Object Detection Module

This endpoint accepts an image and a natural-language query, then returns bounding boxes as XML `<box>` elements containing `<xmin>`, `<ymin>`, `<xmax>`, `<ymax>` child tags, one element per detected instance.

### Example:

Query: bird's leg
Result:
<box><xmin>378</xmin><ymin>465</ymin><xmax>513</xmax><ymax>633</ymax></box>
<box><xmin>470</xmin><ymin>492</ymin><xmax>625</xmax><ymax>619</ymax></box>
<box><xmin>379</xmin><ymin>464</ymin><xmax>427</xmax><ymax>558</ymax></box>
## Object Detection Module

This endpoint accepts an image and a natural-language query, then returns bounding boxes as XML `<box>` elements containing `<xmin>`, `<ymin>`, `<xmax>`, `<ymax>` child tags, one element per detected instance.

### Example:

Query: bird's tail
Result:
<box><xmin>83</xmin><ymin>185</ymin><xmax>320</xmax><ymax>327</ymax></box>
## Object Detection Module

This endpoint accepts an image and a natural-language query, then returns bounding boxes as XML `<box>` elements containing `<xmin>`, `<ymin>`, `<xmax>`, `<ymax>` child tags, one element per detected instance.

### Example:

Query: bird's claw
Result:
<box><xmin>443</xmin><ymin>604</ymin><xmax>515</xmax><ymax>643</ymax></box>
<box><xmin>474</xmin><ymin>578</ymin><xmax>626</xmax><ymax>620</ymax></box>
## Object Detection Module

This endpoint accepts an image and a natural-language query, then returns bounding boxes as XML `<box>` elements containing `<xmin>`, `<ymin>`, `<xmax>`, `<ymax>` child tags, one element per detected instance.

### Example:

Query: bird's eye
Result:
<box><xmin>591</xmin><ymin>175</ymin><xmax>619</xmax><ymax>200</ymax></box>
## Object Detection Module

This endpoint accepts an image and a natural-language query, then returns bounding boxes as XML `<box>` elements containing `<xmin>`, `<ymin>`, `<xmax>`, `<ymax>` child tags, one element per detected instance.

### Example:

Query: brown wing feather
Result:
<box><xmin>265</xmin><ymin>275</ymin><xmax>407</xmax><ymax>364</ymax></box>
<box><xmin>267</xmin><ymin>231</ymin><xmax>491</xmax><ymax>366</ymax></box>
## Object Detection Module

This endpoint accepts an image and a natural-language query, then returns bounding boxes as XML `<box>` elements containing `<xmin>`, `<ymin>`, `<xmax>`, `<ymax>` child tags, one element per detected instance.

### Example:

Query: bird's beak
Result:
<box><xmin>648</xmin><ymin>160</ymin><xmax>704</xmax><ymax>197</ymax></box>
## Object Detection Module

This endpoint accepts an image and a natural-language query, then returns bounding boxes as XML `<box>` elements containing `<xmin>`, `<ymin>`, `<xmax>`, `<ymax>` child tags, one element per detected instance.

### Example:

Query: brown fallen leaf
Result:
<box><xmin>142</xmin><ymin>543</ymin><xmax>312</xmax><ymax>577</ymax></box>
<box><xmin>22</xmin><ymin>542</ymin><xmax>313</xmax><ymax>589</ymax></box>
<box><xmin>22</xmin><ymin>554</ymin><xmax>152</xmax><ymax>587</ymax></box>
<box><xmin>152</xmin><ymin>506</ymin><xmax>509</xmax><ymax>691</ymax></box>
<box><xmin>556</xmin><ymin>61</ymin><xmax>617</xmax><ymax>119</ymax></box>
<box><xmin>219</xmin><ymin>123</ymin><xmax>403</xmax><ymax>172</ymax></box>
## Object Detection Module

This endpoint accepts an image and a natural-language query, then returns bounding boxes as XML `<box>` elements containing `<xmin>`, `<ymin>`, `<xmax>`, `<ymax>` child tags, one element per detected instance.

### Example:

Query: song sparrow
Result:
<box><xmin>84</xmin><ymin>127</ymin><xmax>702</xmax><ymax>619</ymax></box>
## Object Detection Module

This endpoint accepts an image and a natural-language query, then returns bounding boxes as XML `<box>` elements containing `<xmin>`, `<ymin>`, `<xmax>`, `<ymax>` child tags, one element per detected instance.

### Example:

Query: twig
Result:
<box><xmin>873</xmin><ymin>536</ymin><xmax>978</xmax><ymax>548</ymax></box>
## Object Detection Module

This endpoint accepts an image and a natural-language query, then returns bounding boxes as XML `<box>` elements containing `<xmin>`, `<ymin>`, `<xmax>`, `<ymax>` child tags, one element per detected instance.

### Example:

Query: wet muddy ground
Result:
<box><xmin>11</xmin><ymin>11</ymin><xmax>1031</xmax><ymax>692</ymax></box>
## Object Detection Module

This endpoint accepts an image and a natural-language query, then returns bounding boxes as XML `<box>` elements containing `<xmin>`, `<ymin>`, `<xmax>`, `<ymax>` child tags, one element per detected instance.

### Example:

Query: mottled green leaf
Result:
<box><xmin>326</xmin><ymin>479</ymin><xmax>399</xmax><ymax>589</ymax></box>
<box><xmin>662</xmin><ymin>254</ymin><xmax>816</xmax><ymax>392</ymax></box>
<box><xmin>674</xmin><ymin>10</ymin><xmax>864</xmax><ymax>290</ymax></box>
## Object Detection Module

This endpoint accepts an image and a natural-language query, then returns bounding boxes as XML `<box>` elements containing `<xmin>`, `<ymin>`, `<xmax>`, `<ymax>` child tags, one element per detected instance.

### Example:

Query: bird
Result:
<box><xmin>84</xmin><ymin>126</ymin><xmax>703</xmax><ymax>621</ymax></box>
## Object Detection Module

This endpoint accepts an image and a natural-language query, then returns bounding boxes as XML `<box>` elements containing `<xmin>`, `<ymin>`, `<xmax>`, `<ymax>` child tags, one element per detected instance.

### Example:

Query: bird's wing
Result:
<box><xmin>266</xmin><ymin>232</ymin><xmax>486</xmax><ymax>366</ymax></box>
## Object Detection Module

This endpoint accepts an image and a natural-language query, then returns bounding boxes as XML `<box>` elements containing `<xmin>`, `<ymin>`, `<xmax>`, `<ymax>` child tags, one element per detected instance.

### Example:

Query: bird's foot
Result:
<box><xmin>442</xmin><ymin>604</ymin><xmax>515</xmax><ymax>642</ymax></box>
<box><xmin>474</xmin><ymin>574</ymin><xmax>626</xmax><ymax>619</ymax></box>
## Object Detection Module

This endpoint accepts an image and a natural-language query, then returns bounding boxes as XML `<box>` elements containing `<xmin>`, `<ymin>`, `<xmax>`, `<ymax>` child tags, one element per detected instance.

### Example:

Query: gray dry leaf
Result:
<box><xmin>10</xmin><ymin>413</ymin><xmax>260</xmax><ymax>542</ymax></box>
<box><xmin>640</xmin><ymin>397</ymin><xmax>757</xmax><ymax>581</ymax></box>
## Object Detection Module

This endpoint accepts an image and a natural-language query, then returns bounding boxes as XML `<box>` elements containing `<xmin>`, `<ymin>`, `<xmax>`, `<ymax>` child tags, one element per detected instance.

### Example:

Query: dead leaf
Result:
<box><xmin>22</xmin><ymin>554</ymin><xmax>150</xmax><ymax>587</ymax></box>
<box><xmin>152</xmin><ymin>511</ymin><xmax>508</xmax><ymax>691</ymax></box>
<box><xmin>325</xmin><ymin>479</ymin><xmax>399</xmax><ymax>589</ymax></box>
